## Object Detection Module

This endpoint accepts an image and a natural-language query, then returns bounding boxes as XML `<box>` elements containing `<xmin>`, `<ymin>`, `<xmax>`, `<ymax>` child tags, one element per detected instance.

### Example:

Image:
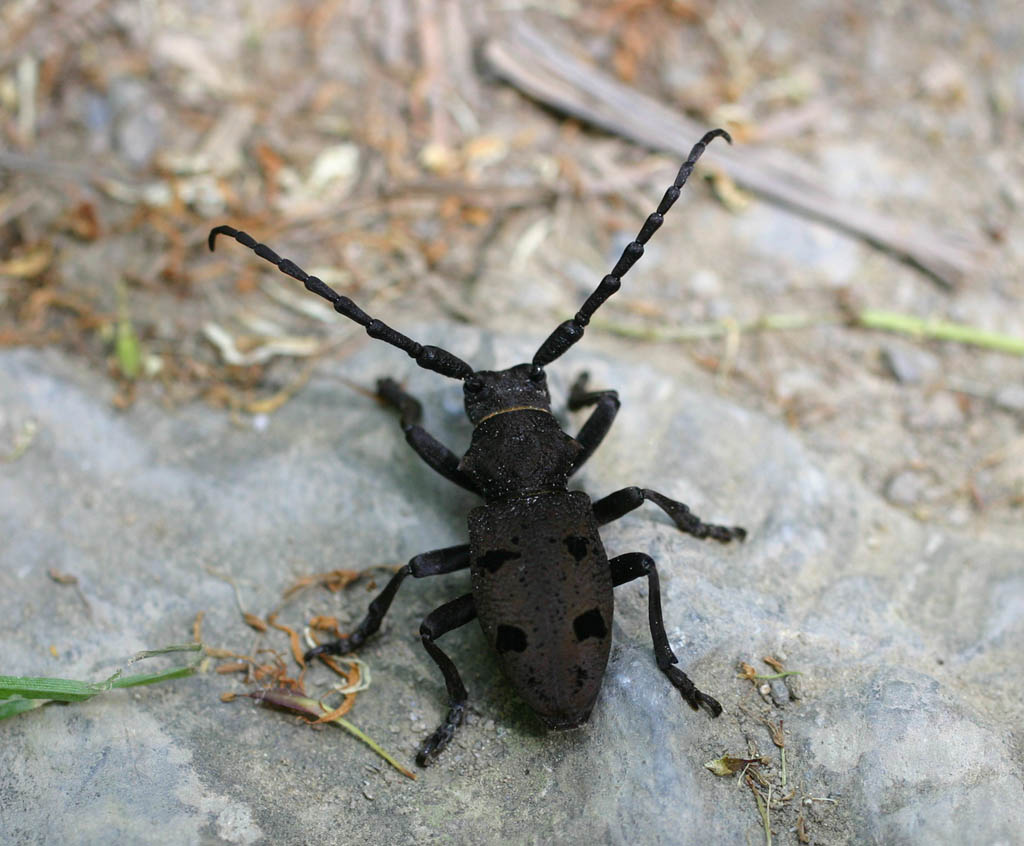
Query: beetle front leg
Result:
<box><xmin>304</xmin><ymin>544</ymin><xmax>470</xmax><ymax>661</ymax></box>
<box><xmin>567</xmin><ymin>372</ymin><xmax>620</xmax><ymax>474</ymax></box>
<box><xmin>376</xmin><ymin>377</ymin><xmax>479</xmax><ymax>495</ymax></box>
<box><xmin>593</xmin><ymin>486</ymin><xmax>746</xmax><ymax>543</ymax></box>
<box><xmin>610</xmin><ymin>552</ymin><xmax>722</xmax><ymax>717</ymax></box>
<box><xmin>417</xmin><ymin>593</ymin><xmax>476</xmax><ymax>766</ymax></box>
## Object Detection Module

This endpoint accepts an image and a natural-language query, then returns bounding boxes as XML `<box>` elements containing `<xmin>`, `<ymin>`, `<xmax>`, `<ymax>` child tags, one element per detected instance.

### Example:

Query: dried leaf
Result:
<box><xmin>309</xmin><ymin>615</ymin><xmax>340</xmax><ymax>632</ymax></box>
<box><xmin>0</xmin><ymin>244</ymin><xmax>52</xmax><ymax>277</ymax></box>
<box><xmin>707</xmin><ymin>168</ymin><xmax>751</xmax><ymax>212</ymax></box>
<box><xmin>267</xmin><ymin>614</ymin><xmax>304</xmax><ymax>667</ymax></box>
<box><xmin>59</xmin><ymin>202</ymin><xmax>101</xmax><ymax>240</ymax></box>
<box><xmin>246</xmin><ymin>688</ymin><xmax>415</xmax><ymax>779</ymax></box>
<box><xmin>242</xmin><ymin>612</ymin><xmax>268</xmax><ymax>632</ymax></box>
<box><xmin>704</xmin><ymin>755</ymin><xmax>767</xmax><ymax>777</ymax></box>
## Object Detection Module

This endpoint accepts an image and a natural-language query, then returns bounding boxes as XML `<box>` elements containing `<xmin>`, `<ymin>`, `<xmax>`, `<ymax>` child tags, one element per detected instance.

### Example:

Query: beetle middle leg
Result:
<box><xmin>305</xmin><ymin>544</ymin><xmax>470</xmax><ymax>660</ymax></box>
<box><xmin>593</xmin><ymin>486</ymin><xmax>746</xmax><ymax>542</ymax></box>
<box><xmin>416</xmin><ymin>593</ymin><xmax>476</xmax><ymax>766</ymax></box>
<box><xmin>376</xmin><ymin>377</ymin><xmax>479</xmax><ymax>494</ymax></box>
<box><xmin>567</xmin><ymin>371</ymin><xmax>621</xmax><ymax>474</ymax></box>
<box><xmin>609</xmin><ymin>552</ymin><xmax>722</xmax><ymax>716</ymax></box>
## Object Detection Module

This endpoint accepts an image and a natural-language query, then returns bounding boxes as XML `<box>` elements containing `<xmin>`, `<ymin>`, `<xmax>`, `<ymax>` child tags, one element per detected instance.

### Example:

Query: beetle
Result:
<box><xmin>209</xmin><ymin>128</ymin><xmax>745</xmax><ymax>766</ymax></box>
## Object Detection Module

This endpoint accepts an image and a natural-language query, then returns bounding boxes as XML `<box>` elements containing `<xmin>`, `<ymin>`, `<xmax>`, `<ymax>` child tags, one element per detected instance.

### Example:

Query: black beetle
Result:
<box><xmin>209</xmin><ymin>129</ymin><xmax>745</xmax><ymax>765</ymax></box>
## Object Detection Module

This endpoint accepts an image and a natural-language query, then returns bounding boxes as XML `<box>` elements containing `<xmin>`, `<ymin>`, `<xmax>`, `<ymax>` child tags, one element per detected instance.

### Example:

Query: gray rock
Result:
<box><xmin>882</xmin><ymin>341</ymin><xmax>941</xmax><ymax>385</ymax></box>
<box><xmin>1</xmin><ymin>332</ymin><xmax>1021</xmax><ymax>845</ymax></box>
<box><xmin>994</xmin><ymin>383</ymin><xmax>1024</xmax><ymax>413</ymax></box>
<box><xmin>905</xmin><ymin>392</ymin><xmax>965</xmax><ymax>430</ymax></box>
<box><xmin>108</xmin><ymin>77</ymin><xmax>166</xmax><ymax>169</ymax></box>
<box><xmin>768</xmin><ymin>677</ymin><xmax>790</xmax><ymax>707</ymax></box>
<box><xmin>734</xmin><ymin>204</ymin><xmax>862</xmax><ymax>287</ymax></box>
<box><xmin>885</xmin><ymin>468</ymin><xmax>933</xmax><ymax>507</ymax></box>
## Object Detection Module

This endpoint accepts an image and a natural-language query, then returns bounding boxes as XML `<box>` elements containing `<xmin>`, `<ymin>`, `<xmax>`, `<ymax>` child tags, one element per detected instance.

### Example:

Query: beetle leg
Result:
<box><xmin>416</xmin><ymin>593</ymin><xmax>476</xmax><ymax>766</ymax></box>
<box><xmin>377</xmin><ymin>377</ymin><xmax>479</xmax><ymax>495</ymax></box>
<box><xmin>592</xmin><ymin>486</ymin><xmax>746</xmax><ymax>543</ymax></box>
<box><xmin>566</xmin><ymin>372</ymin><xmax>621</xmax><ymax>475</ymax></box>
<box><xmin>610</xmin><ymin>552</ymin><xmax>722</xmax><ymax>717</ymax></box>
<box><xmin>304</xmin><ymin>545</ymin><xmax>470</xmax><ymax>661</ymax></box>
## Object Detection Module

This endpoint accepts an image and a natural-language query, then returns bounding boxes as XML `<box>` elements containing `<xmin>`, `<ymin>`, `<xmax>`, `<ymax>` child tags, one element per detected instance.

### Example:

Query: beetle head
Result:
<box><xmin>462</xmin><ymin>363</ymin><xmax>550</xmax><ymax>424</ymax></box>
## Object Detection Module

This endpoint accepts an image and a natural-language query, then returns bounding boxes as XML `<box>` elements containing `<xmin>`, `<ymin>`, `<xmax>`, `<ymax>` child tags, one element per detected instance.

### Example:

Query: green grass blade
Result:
<box><xmin>0</xmin><ymin>643</ymin><xmax>204</xmax><ymax>717</ymax></box>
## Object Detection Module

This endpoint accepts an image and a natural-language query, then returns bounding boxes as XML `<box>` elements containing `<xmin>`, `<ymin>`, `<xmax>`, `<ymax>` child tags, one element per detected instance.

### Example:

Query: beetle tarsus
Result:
<box><xmin>416</xmin><ymin>702</ymin><xmax>466</xmax><ymax>767</ymax></box>
<box><xmin>593</xmin><ymin>486</ymin><xmax>746</xmax><ymax>543</ymax></box>
<box><xmin>377</xmin><ymin>377</ymin><xmax>423</xmax><ymax>429</ymax></box>
<box><xmin>664</xmin><ymin>664</ymin><xmax>723</xmax><ymax>717</ymax></box>
<box><xmin>304</xmin><ymin>638</ymin><xmax>352</xmax><ymax>660</ymax></box>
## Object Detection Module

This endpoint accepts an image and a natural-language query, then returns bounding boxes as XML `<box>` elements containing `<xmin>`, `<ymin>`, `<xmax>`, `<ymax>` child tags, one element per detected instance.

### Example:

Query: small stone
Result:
<box><xmin>885</xmin><ymin>469</ymin><xmax>932</xmax><ymax>507</ymax></box>
<box><xmin>785</xmin><ymin>674</ymin><xmax>802</xmax><ymax>701</ymax></box>
<box><xmin>906</xmin><ymin>393</ymin><xmax>965</xmax><ymax>430</ymax></box>
<box><xmin>882</xmin><ymin>342</ymin><xmax>940</xmax><ymax>385</ymax></box>
<box><xmin>769</xmin><ymin>678</ymin><xmax>789</xmax><ymax>706</ymax></box>
<box><xmin>689</xmin><ymin>269</ymin><xmax>722</xmax><ymax>297</ymax></box>
<box><xmin>994</xmin><ymin>384</ymin><xmax>1024</xmax><ymax>413</ymax></box>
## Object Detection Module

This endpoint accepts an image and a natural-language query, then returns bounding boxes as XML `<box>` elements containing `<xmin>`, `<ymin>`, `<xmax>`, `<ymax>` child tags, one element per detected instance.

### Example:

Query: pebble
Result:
<box><xmin>994</xmin><ymin>384</ymin><xmax>1024</xmax><ymax>413</ymax></box>
<box><xmin>885</xmin><ymin>469</ymin><xmax>932</xmax><ymax>507</ymax></box>
<box><xmin>882</xmin><ymin>341</ymin><xmax>941</xmax><ymax>385</ymax></box>
<box><xmin>905</xmin><ymin>393</ymin><xmax>965</xmax><ymax>430</ymax></box>
<box><xmin>769</xmin><ymin>678</ymin><xmax>790</xmax><ymax>707</ymax></box>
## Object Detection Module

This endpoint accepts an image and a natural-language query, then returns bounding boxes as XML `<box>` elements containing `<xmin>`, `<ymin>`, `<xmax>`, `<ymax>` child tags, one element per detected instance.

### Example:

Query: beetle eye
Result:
<box><xmin>529</xmin><ymin>365</ymin><xmax>545</xmax><ymax>382</ymax></box>
<box><xmin>464</xmin><ymin>375</ymin><xmax>484</xmax><ymax>394</ymax></box>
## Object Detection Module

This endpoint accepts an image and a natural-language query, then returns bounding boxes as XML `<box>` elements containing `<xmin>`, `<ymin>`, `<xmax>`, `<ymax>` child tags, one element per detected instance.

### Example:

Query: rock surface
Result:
<box><xmin>2</xmin><ymin>333</ymin><xmax>1022</xmax><ymax>845</ymax></box>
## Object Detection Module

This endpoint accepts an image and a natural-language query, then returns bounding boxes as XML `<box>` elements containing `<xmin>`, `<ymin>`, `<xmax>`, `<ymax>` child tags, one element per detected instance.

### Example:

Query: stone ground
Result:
<box><xmin>1</xmin><ymin>2</ymin><xmax>1023</xmax><ymax>845</ymax></box>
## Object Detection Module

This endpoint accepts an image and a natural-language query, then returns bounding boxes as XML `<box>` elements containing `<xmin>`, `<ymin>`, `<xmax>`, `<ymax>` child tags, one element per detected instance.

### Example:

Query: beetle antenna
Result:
<box><xmin>208</xmin><ymin>226</ymin><xmax>474</xmax><ymax>381</ymax></box>
<box><xmin>532</xmin><ymin>128</ymin><xmax>731</xmax><ymax>367</ymax></box>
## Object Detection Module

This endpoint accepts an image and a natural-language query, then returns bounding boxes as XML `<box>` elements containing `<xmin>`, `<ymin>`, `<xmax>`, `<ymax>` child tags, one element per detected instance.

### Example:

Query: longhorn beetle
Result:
<box><xmin>209</xmin><ymin>128</ymin><xmax>745</xmax><ymax>766</ymax></box>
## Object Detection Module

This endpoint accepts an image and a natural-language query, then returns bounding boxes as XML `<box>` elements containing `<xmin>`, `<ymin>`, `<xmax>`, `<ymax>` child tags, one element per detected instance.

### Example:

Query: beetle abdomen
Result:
<box><xmin>469</xmin><ymin>491</ymin><xmax>612</xmax><ymax>728</ymax></box>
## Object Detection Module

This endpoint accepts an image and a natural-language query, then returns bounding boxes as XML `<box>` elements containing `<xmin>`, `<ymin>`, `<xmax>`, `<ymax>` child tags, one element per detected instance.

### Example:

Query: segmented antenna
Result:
<box><xmin>533</xmin><ymin>129</ymin><xmax>731</xmax><ymax>368</ymax></box>
<box><xmin>208</xmin><ymin>226</ymin><xmax>474</xmax><ymax>381</ymax></box>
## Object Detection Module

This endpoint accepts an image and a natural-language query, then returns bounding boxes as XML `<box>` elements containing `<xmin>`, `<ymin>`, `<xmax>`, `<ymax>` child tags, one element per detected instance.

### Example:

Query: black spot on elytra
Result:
<box><xmin>573</xmin><ymin>608</ymin><xmax>608</xmax><ymax>642</ymax></box>
<box><xmin>564</xmin><ymin>535</ymin><xmax>588</xmax><ymax>561</ymax></box>
<box><xmin>574</xmin><ymin>665</ymin><xmax>589</xmax><ymax>691</ymax></box>
<box><xmin>496</xmin><ymin>624</ymin><xmax>528</xmax><ymax>654</ymax></box>
<box><xmin>477</xmin><ymin>548</ymin><xmax>521</xmax><ymax>573</ymax></box>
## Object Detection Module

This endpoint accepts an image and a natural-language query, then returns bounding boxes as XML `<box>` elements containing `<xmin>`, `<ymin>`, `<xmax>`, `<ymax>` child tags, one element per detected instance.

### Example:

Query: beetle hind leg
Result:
<box><xmin>416</xmin><ymin>593</ymin><xmax>477</xmax><ymax>766</ymax></box>
<box><xmin>610</xmin><ymin>552</ymin><xmax>722</xmax><ymax>717</ymax></box>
